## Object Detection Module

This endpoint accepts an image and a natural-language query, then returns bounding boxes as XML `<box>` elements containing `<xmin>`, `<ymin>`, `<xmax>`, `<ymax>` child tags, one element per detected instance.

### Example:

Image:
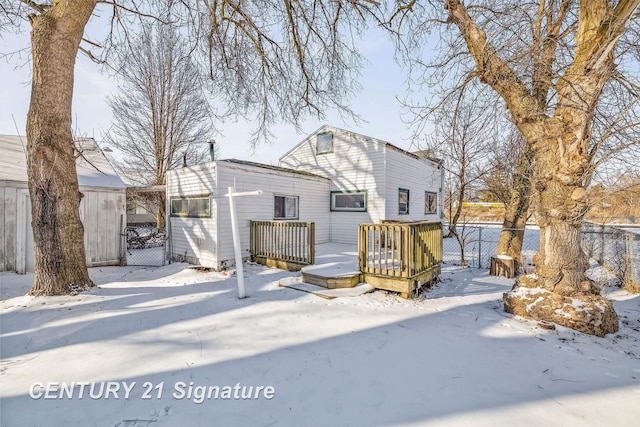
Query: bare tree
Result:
<box><xmin>483</xmin><ymin>130</ymin><xmax>534</xmax><ymax>273</ymax></box>
<box><xmin>419</xmin><ymin>83</ymin><xmax>494</xmax><ymax>266</ymax></box>
<box><xmin>390</xmin><ymin>0</ymin><xmax>640</xmax><ymax>336</ymax></box>
<box><xmin>0</xmin><ymin>0</ymin><xmax>379</xmax><ymax>296</ymax></box>
<box><xmin>105</xmin><ymin>21</ymin><xmax>215</xmax><ymax>227</ymax></box>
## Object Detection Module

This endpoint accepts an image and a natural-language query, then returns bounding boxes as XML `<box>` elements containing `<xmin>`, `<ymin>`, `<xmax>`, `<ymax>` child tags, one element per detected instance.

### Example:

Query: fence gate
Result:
<box><xmin>123</xmin><ymin>226</ymin><xmax>167</xmax><ymax>266</ymax></box>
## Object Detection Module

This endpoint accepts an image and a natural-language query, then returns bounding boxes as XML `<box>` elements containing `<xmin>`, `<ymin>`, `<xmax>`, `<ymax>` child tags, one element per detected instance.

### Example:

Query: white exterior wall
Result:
<box><xmin>166</xmin><ymin>164</ymin><xmax>219</xmax><ymax>268</ymax></box>
<box><xmin>1</xmin><ymin>181</ymin><xmax>125</xmax><ymax>273</ymax></box>
<box><xmin>0</xmin><ymin>183</ymin><xmax>26</xmax><ymax>273</ymax></box>
<box><xmin>167</xmin><ymin>161</ymin><xmax>330</xmax><ymax>269</ymax></box>
<box><xmin>279</xmin><ymin>127</ymin><xmax>386</xmax><ymax>243</ymax></box>
<box><xmin>383</xmin><ymin>148</ymin><xmax>443</xmax><ymax>221</ymax></box>
<box><xmin>79</xmin><ymin>188</ymin><xmax>126</xmax><ymax>267</ymax></box>
<box><xmin>215</xmin><ymin>162</ymin><xmax>330</xmax><ymax>267</ymax></box>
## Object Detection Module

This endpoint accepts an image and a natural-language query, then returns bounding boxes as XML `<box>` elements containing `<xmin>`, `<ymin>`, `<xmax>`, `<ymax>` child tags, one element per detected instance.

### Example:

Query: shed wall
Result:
<box><xmin>1</xmin><ymin>181</ymin><xmax>125</xmax><ymax>273</ymax></box>
<box><xmin>0</xmin><ymin>183</ymin><xmax>23</xmax><ymax>272</ymax></box>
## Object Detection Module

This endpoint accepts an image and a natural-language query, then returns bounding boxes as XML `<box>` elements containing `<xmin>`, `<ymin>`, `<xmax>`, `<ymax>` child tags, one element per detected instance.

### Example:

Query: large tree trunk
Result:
<box><xmin>495</xmin><ymin>148</ymin><xmax>533</xmax><ymax>274</ymax></box>
<box><xmin>504</xmin><ymin>130</ymin><xmax>619</xmax><ymax>337</ymax></box>
<box><xmin>26</xmin><ymin>1</ymin><xmax>96</xmax><ymax>296</ymax></box>
<box><xmin>156</xmin><ymin>193</ymin><xmax>166</xmax><ymax>228</ymax></box>
<box><xmin>442</xmin><ymin>0</ymin><xmax>637</xmax><ymax>336</ymax></box>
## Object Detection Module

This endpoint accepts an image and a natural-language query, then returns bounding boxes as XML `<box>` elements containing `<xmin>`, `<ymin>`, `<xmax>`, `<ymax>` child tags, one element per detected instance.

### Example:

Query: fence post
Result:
<box><xmin>625</xmin><ymin>232</ymin><xmax>638</xmax><ymax>290</ymax></box>
<box><xmin>477</xmin><ymin>226</ymin><xmax>483</xmax><ymax>268</ymax></box>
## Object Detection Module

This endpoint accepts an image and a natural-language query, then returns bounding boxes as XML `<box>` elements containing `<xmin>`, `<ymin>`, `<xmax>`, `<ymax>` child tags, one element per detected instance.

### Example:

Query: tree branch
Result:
<box><xmin>580</xmin><ymin>0</ymin><xmax>640</xmax><ymax>72</ymax></box>
<box><xmin>18</xmin><ymin>0</ymin><xmax>48</xmax><ymax>14</ymax></box>
<box><xmin>444</xmin><ymin>0</ymin><xmax>543</xmax><ymax>124</ymax></box>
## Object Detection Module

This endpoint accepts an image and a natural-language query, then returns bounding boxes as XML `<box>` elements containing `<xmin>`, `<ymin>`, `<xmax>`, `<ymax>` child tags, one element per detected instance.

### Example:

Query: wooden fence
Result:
<box><xmin>359</xmin><ymin>221</ymin><xmax>442</xmax><ymax>297</ymax></box>
<box><xmin>249</xmin><ymin>221</ymin><xmax>315</xmax><ymax>271</ymax></box>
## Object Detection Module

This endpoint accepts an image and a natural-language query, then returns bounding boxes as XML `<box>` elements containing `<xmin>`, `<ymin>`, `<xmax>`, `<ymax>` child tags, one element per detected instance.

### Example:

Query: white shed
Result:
<box><xmin>279</xmin><ymin>125</ymin><xmax>444</xmax><ymax>243</ymax></box>
<box><xmin>166</xmin><ymin>159</ymin><xmax>331</xmax><ymax>269</ymax></box>
<box><xmin>0</xmin><ymin>135</ymin><xmax>126</xmax><ymax>273</ymax></box>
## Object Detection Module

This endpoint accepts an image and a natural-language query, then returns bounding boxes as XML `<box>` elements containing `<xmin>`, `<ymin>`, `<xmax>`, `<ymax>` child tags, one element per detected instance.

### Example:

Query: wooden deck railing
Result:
<box><xmin>250</xmin><ymin>221</ymin><xmax>315</xmax><ymax>269</ymax></box>
<box><xmin>358</xmin><ymin>221</ymin><xmax>442</xmax><ymax>290</ymax></box>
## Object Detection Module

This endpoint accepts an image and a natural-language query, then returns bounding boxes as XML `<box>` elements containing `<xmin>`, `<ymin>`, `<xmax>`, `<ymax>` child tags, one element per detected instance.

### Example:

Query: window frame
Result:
<box><xmin>425</xmin><ymin>191</ymin><xmax>438</xmax><ymax>214</ymax></box>
<box><xmin>169</xmin><ymin>195</ymin><xmax>211</xmax><ymax>218</ymax></box>
<box><xmin>398</xmin><ymin>188</ymin><xmax>410</xmax><ymax>215</ymax></box>
<box><xmin>273</xmin><ymin>195</ymin><xmax>300</xmax><ymax>220</ymax></box>
<box><xmin>330</xmin><ymin>190</ymin><xmax>368</xmax><ymax>212</ymax></box>
<box><xmin>316</xmin><ymin>131</ymin><xmax>334</xmax><ymax>155</ymax></box>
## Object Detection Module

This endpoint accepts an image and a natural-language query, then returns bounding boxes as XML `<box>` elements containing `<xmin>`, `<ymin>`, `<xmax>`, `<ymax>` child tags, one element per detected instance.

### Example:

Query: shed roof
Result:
<box><xmin>0</xmin><ymin>135</ymin><xmax>126</xmax><ymax>189</ymax></box>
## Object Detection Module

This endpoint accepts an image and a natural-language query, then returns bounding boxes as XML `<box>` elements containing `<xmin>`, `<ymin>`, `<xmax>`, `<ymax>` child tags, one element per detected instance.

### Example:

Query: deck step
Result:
<box><xmin>279</xmin><ymin>277</ymin><xmax>374</xmax><ymax>299</ymax></box>
<box><xmin>300</xmin><ymin>261</ymin><xmax>361</xmax><ymax>289</ymax></box>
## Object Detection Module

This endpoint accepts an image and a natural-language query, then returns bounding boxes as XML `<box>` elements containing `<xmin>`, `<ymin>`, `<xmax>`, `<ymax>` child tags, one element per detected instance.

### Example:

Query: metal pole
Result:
<box><xmin>228</xmin><ymin>185</ymin><xmax>246</xmax><ymax>298</ymax></box>
<box><xmin>226</xmin><ymin>186</ymin><xmax>263</xmax><ymax>299</ymax></box>
<box><xmin>208</xmin><ymin>140</ymin><xmax>215</xmax><ymax>161</ymax></box>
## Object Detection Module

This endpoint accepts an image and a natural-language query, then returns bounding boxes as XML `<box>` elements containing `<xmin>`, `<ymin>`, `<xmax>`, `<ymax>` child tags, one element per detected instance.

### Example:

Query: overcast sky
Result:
<box><xmin>0</xmin><ymin>15</ymin><xmax>432</xmax><ymax>166</ymax></box>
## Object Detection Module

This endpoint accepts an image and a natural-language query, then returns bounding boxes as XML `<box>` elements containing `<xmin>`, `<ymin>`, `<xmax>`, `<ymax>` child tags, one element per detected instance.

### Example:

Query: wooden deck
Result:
<box><xmin>359</xmin><ymin>221</ymin><xmax>443</xmax><ymax>298</ymax></box>
<box><xmin>300</xmin><ymin>243</ymin><xmax>361</xmax><ymax>289</ymax></box>
<box><xmin>250</xmin><ymin>220</ymin><xmax>443</xmax><ymax>298</ymax></box>
<box><xmin>250</xmin><ymin>221</ymin><xmax>315</xmax><ymax>271</ymax></box>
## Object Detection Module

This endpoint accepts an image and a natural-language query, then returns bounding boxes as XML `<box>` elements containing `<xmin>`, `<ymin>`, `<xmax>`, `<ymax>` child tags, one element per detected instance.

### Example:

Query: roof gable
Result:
<box><xmin>279</xmin><ymin>124</ymin><xmax>440</xmax><ymax>167</ymax></box>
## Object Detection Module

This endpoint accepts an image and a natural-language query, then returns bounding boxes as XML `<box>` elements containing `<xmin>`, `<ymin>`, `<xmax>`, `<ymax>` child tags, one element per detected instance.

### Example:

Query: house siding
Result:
<box><xmin>215</xmin><ymin>162</ymin><xmax>330</xmax><ymax>266</ymax></box>
<box><xmin>166</xmin><ymin>164</ymin><xmax>219</xmax><ymax>268</ymax></box>
<box><xmin>167</xmin><ymin>161</ymin><xmax>330</xmax><ymax>269</ymax></box>
<box><xmin>279</xmin><ymin>126</ymin><xmax>386</xmax><ymax>243</ymax></box>
<box><xmin>384</xmin><ymin>147</ymin><xmax>442</xmax><ymax>221</ymax></box>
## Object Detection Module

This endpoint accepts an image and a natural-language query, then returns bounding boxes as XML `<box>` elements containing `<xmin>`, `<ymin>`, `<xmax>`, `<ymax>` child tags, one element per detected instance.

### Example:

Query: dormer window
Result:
<box><xmin>316</xmin><ymin>131</ymin><xmax>333</xmax><ymax>154</ymax></box>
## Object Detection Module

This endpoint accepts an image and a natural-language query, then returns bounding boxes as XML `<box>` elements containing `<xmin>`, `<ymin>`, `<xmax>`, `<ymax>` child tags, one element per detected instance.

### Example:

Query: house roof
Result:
<box><xmin>0</xmin><ymin>135</ymin><xmax>126</xmax><ymax>189</ymax></box>
<box><xmin>220</xmin><ymin>159</ymin><xmax>330</xmax><ymax>180</ymax></box>
<box><xmin>278</xmin><ymin>124</ymin><xmax>442</xmax><ymax>167</ymax></box>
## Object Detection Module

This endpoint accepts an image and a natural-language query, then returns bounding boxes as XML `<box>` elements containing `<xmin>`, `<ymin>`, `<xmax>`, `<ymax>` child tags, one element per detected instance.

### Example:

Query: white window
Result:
<box><xmin>316</xmin><ymin>131</ymin><xmax>333</xmax><ymax>154</ymax></box>
<box><xmin>399</xmin><ymin>188</ymin><xmax>410</xmax><ymax>215</ymax></box>
<box><xmin>274</xmin><ymin>195</ymin><xmax>299</xmax><ymax>219</ymax></box>
<box><xmin>425</xmin><ymin>191</ymin><xmax>437</xmax><ymax>214</ymax></box>
<box><xmin>331</xmin><ymin>191</ymin><xmax>367</xmax><ymax>212</ymax></box>
<box><xmin>170</xmin><ymin>196</ymin><xmax>211</xmax><ymax>218</ymax></box>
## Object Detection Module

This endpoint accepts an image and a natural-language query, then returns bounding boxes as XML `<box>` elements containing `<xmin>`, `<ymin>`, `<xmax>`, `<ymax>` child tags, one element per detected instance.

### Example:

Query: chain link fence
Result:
<box><xmin>582</xmin><ymin>222</ymin><xmax>639</xmax><ymax>289</ymax></box>
<box><xmin>123</xmin><ymin>226</ymin><xmax>167</xmax><ymax>266</ymax></box>
<box><xmin>442</xmin><ymin>224</ymin><xmax>539</xmax><ymax>270</ymax></box>
<box><xmin>443</xmin><ymin>221</ymin><xmax>640</xmax><ymax>289</ymax></box>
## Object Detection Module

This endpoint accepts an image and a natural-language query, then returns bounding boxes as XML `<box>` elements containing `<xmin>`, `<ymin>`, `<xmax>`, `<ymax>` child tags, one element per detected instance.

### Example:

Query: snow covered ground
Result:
<box><xmin>1</xmin><ymin>248</ymin><xmax>639</xmax><ymax>426</ymax></box>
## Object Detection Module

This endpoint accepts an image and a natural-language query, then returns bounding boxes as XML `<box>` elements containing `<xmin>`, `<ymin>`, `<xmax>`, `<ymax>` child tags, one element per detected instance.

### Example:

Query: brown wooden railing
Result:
<box><xmin>358</xmin><ymin>221</ymin><xmax>442</xmax><ymax>279</ymax></box>
<box><xmin>250</xmin><ymin>221</ymin><xmax>315</xmax><ymax>268</ymax></box>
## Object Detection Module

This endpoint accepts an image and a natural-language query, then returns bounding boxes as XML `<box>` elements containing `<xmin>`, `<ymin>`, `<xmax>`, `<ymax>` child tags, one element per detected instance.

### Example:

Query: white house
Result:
<box><xmin>166</xmin><ymin>159</ymin><xmax>330</xmax><ymax>269</ymax></box>
<box><xmin>166</xmin><ymin>125</ymin><xmax>444</xmax><ymax>270</ymax></box>
<box><xmin>279</xmin><ymin>125</ymin><xmax>444</xmax><ymax>243</ymax></box>
<box><xmin>0</xmin><ymin>135</ymin><xmax>126</xmax><ymax>273</ymax></box>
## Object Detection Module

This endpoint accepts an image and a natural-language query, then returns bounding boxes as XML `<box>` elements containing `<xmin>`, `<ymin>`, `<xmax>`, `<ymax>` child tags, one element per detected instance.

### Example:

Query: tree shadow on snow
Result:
<box><xmin>1</xmin><ymin>275</ymin><xmax>639</xmax><ymax>426</ymax></box>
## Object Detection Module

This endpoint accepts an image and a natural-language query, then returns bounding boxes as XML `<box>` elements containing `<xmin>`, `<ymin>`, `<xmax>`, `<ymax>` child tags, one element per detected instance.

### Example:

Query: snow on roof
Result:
<box><xmin>0</xmin><ymin>135</ymin><xmax>126</xmax><ymax>189</ymax></box>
